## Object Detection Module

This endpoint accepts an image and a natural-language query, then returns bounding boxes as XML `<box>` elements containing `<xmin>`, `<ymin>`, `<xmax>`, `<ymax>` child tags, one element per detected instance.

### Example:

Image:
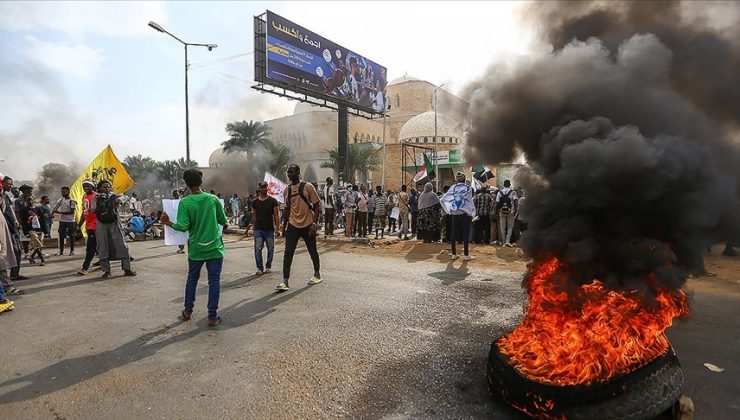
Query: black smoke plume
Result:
<box><xmin>465</xmin><ymin>1</ymin><xmax>740</xmax><ymax>294</ymax></box>
<box><xmin>34</xmin><ymin>162</ymin><xmax>82</xmax><ymax>199</ymax></box>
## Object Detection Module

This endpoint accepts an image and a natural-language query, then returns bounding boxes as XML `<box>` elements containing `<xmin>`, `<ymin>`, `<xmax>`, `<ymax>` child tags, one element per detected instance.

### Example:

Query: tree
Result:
<box><xmin>123</xmin><ymin>155</ymin><xmax>158</xmax><ymax>182</ymax></box>
<box><xmin>157</xmin><ymin>160</ymin><xmax>179</xmax><ymax>188</ymax></box>
<box><xmin>264</xmin><ymin>141</ymin><xmax>292</xmax><ymax>180</ymax></box>
<box><xmin>175</xmin><ymin>157</ymin><xmax>199</xmax><ymax>171</ymax></box>
<box><xmin>320</xmin><ymin>144</ymin><xmax>380</xmax><ymax>184</ymax></box>
<box><xmin>221</xmin><ymin>120</ymin><xmax>271</xmax><ymax>160</ymax></box>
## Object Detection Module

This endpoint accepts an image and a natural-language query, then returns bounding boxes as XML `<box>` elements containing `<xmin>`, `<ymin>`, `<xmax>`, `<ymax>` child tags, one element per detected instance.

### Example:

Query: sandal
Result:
<box><xmin>7</xmin><ymin>287</ymin><xmax>25</xmax><ymax>295</ymax></box>
<box><xmin>181</xmin><ymin>310</ymin><xmax>192</xmax><ymax>321</ymax></box>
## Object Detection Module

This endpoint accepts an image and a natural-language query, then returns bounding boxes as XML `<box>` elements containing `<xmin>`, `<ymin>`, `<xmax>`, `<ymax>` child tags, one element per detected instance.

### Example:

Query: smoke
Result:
<box><xmin>465</xmin><ymin>1</ymin><xmax>740</xmax><ymax>294</ymax></box>
<box><xmin>34</xmin><ymin>162</ymin><xmax>82</xmax><ymax>199</ymax></box>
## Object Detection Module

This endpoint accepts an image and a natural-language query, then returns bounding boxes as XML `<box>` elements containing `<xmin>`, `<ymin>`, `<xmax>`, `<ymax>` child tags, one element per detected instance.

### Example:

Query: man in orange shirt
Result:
<box><xmin>77</xmin><ymin>180</ymin><xmax>98</xmax><ymax>275</ymax></box>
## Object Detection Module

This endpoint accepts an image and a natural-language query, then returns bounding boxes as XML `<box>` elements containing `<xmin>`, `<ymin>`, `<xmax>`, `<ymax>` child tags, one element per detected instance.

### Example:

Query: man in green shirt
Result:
<box><xmin>161</xmin><ymin>169</ymin><xmax>227</xmax><ymax>327</ymax></box>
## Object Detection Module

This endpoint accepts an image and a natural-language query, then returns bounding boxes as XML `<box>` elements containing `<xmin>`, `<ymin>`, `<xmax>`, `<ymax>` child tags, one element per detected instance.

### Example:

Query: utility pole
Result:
<box><xmin>433</xmin><ymin>83</ymin><xmax>445</xmax><ymax>191</ymax></box>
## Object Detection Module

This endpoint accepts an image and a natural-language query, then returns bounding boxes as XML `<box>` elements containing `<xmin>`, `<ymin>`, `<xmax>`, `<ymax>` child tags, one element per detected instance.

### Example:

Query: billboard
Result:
<box><xmin>264</xmin><ymin>10</ymin><xmax>387</xmax><ymax>113</ymax></box>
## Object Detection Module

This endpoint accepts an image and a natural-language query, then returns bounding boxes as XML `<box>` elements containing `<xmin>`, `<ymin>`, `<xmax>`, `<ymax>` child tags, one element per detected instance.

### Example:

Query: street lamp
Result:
<box><xmin>381</xmin><ymin>94</ymin><xmax>390</xmax><ymax>188</ymax></box>
<box><xmin>148</xmin><ymin>21</ymin><xmax>217</xmax><ymax>162</ymax></box>
<box><xmin>433</xmin><ymin>83</ymin><xmax>446</xmax><ymax>191</ymax></box>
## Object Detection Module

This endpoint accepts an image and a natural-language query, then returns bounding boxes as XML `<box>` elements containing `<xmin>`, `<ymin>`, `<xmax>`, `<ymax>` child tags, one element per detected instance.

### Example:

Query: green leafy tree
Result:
<box><xmin>157</xmin><ymin>160</ymin><xmax>179</xmax><ymax>188</ymax></box>
<box><xmin>123</xmin><ymin>154</ymin><xmax>157</xmax><ymax>182</ymax></box>
<box><xmin>264</xmin><ymin>141</ymin><xmax>292</xmax><ymax>180</ymax></box>
<box><xmin>221</xmin><ymin>120</ymin><xmax>271</xmax><ymax>160</ymax></box>
<box><xmin>320</xmin><ymin>144</ymin><xmax>380</xmax><ymax>184</ymax></box>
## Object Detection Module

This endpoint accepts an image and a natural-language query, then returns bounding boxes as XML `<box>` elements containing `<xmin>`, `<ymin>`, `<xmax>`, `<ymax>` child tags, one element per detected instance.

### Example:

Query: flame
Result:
<box><xmin>498</xmin><ymin>258</ymin><xmax>689</xmax><ymax>387</ymax></box>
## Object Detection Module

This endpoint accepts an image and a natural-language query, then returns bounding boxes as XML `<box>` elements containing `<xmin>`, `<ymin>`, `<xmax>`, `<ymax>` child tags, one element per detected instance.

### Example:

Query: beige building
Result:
<box><xmin>204</xmin><ymin>74</ymin><xmax>469</xmax><ymax>191</ymax></box>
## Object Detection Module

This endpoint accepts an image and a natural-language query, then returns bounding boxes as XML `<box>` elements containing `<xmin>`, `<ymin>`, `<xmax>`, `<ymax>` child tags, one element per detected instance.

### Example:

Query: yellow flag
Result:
<box><xmin>71</xmin><ymin>145</ymin><xmax>134</xmax><ymax>228</ymax></box>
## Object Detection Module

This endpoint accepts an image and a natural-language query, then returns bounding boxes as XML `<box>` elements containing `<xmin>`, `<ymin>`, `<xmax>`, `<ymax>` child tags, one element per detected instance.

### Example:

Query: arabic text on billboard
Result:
<box><xmin>265</xmin><ymin>11</ymin><xmax>387</xmax><ymax>113</ymax></box>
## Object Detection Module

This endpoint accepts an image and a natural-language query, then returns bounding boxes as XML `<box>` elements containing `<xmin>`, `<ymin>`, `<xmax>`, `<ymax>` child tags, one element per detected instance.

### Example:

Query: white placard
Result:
<box><xmin>390</xmin><ymin>207</ymin><xmax>400</xmax><ymax>220</ymax></box>
<box><xmin>163</xmin><ymin>198</ymin><xmax>226</xmax><ymax>246</ymax></box>
<box><xmin>163</xmin><ymin>199</ymin><xmax>188</xmax><ymax>246</ymax></box>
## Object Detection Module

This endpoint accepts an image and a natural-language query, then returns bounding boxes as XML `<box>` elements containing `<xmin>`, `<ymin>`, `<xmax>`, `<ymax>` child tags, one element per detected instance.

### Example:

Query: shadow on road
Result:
<box><xmin>428</xmin><ymin>260</ymin><xmax>471</xmax><ymax>285</ymax></box>
<box><xmin>0</xmin><ymin>287</ymin><xmax>310</xmax><ymax>405</ymax></box>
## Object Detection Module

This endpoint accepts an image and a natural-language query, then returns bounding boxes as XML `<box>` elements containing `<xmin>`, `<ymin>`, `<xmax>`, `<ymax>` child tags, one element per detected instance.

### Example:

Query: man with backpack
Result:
<box><xmin>95</xmin><ymin>180</ymin><xmax>137</xmax><ymax>278</ymax></box>
<box><xmin>496</xmin><ymin>180</ymin><xmax>519</xmax><ymax>247</ymax></box>
<box><xmin>276</xmin><ymin>164</ymin><xmax>322</xmax><ymax>292</ymax></box>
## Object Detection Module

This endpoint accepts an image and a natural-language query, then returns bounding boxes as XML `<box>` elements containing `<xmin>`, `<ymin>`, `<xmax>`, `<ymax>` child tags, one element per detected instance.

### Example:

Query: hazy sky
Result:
<box><xmin>0</xmin><ymin>1</ymin><xmax>535</xmax><ymax>180</ymax></box>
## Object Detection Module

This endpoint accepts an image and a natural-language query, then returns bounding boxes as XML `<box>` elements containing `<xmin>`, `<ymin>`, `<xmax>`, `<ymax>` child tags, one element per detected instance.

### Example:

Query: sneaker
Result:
<box><xmin>77</xmin><ymin>268</ymin><xmax>89</xmax><ymax>275</ymax></box>
<box><xmin>10</xmin><ymin>275</ymin><xmax>30</xmax><ymax>281</ymax></box>
<box><xmin>450</xmin><ymin>254</ymin><xmax>460</xmax><ymax>261</ymax></box>
<box><xmin>264</xmin><ymin>268</ymin><xmax>272</xmax><ymax>274</ymax></box>
<box><xmin>102</xmin><ymin>272</ymin><xmax>111</xmax><ymax>278</ymax></box>
<box><xmin>463</xmin><ymin>255</ymin><xmax>476</xmax><ymax>261</ymax></box>
<box><xmin>207</xmin><ymin>316</ymin><xmax>222</xmax><ymax>327</ymax></box>
<box><xmin>504</xmin><ymin>242</ymin><xmax>513</xmax><ymax>247</ymax></box>
<box><xmin>181</xmin><ymin>310</ymin><xmax>193</xmax><ymax>321</ymax></box>
<box><xmin>255</xmin><ymin>270</ymin><xmax>264</xmax><ymax>276</ymax></box>
<box><xmin>307</xmin><ymin>276</ymin><xmax>323</xmax><ymax>286</ymax></box>
<box><xmin>7</xmin><ymin>287</ymin><xmax>24</xmax><ymax>295</ymax></box>
<box><xmin>176</xmin><ymin>248</ymin><xmax>185</xmax><ymax>254</ymax></box>
<box><xmin>275</xmin><ymin>282</ymin><xmax>290</xmax><ymax>291</ymax></box>
<box><xmin>123</xmin><ymin>270</ymin><xmax>137</xmax><ymax>277</ymax></box>
<box><xmin>69</xmin><ymin>252</ymin><xmax>75</xmax><ymax>256</ymax></box>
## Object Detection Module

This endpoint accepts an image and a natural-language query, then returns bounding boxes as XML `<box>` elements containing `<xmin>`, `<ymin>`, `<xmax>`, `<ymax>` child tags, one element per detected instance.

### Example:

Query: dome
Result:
<box><xmin>399</xmin><ymin>111</ymin><xmax>463</xmax><ymax>143</ymax></box>
<box><xmin>208</xmin><ymin>148</ymin><xmax>249</xmax><ymax>167</ymax></box>
<box><xmin>294</xmin><ymin>101</ymin><xmax>334</xmax><ymax>115</ymax></box>
<box><xmin>388</xmin><ymin>74</ymin><xmax>420</xmax><ymax>86</ymax></box>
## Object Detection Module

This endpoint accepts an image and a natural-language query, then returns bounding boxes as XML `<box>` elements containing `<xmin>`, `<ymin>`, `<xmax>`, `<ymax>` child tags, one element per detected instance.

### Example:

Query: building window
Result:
<box><xmin>423</xmin><ymin>137</ymin><xmax>428</xmax><ymax>143</ymax></box>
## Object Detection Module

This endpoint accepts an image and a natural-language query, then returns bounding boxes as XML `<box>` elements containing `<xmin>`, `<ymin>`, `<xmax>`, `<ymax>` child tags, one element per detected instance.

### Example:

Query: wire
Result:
<box><xmin>189</xmin><ymin>52</ymin><xmax>252</xmax><ymax>69</ymax></box>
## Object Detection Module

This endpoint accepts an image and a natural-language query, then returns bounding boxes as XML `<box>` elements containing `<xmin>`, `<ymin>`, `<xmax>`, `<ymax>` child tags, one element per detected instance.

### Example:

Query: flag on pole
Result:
<box><xmin>70</xmin><ymin>145</ymin><xmax>134</xmax><ymax>234</ymax></box>
<box><xmin>264</xmin><ymin>172</ymin><xmax>287</xmax><ymax>204</ymax></box>
<box><xmin>471</xmin><ymin>166</ymin><xmax>495</xmax><ymax>183</ymax></box>
<box><xmin>413</xmin><ymin>153</ymin><xmax>436</xmax><ymax>184</ymax></box>
<box><xmin>471</xmin><ymin>176</ymin><xmax>483</xmax><ymax>191</ymax></box>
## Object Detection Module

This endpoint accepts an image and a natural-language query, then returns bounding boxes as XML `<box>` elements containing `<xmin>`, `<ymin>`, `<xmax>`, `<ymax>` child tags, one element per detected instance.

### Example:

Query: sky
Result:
<box><xmin>0</xmin><ymin>1</ymin><xmax>536</xmax><ymax>180</ymax></box>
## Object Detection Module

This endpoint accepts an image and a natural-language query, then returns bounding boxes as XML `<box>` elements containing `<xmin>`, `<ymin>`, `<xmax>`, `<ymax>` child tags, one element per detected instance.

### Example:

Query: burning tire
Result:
<box><xmin>487</xmin><ymin>338</ymin><xmax>684</xmax><ymax>419</ymax></box>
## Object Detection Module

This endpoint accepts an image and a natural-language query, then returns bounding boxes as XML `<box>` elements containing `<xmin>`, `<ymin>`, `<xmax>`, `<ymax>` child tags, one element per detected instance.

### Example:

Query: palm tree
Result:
<box><xmin>264</xmin><ymin>141</ymin><xmax>292</xmax><ymax>180</ymax></box>
<box><xmin>157</xmin><ymin>160</ymin><xmax>180</xmax><ymax>188</ymax></box>
<box><xmin>320</xmin><ymin>144</ymin><xmax>380</xmax><ymax>184</ymax></box>
<box><xmin>175</xmin><ymin>157</ymin><xmax>199</xmax><ymax>171</ymax></box>
<box><xmin>221</xmin><ymin>120</ymin><xmax>271</xmax><ymax>160</ymax></box>
<box><xmin>123</xmin><ymin>155</ymin><xmax>158</xmax><ymax>182</ymax></box>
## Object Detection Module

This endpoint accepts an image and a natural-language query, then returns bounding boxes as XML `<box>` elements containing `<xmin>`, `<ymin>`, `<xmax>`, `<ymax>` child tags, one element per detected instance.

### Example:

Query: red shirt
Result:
<box><xmin>82</xmin><ymin>192</ymin><xmax>98</xmax><ymax>231</ymax></box>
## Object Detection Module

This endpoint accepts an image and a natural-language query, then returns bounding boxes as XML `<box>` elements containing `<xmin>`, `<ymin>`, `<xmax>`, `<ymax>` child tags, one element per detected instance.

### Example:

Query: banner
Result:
<box><xmin>163</xmin><ymin>198</ymin><xmax>225</xmax><ymax>246</ymax></box>
<box><xmin>265</xmin><ymin>11</ymin><xmax>387</xmax><ymax>113</ymax></box>
<box><xmin>71</xmin><ymin>145</ymin><xmax>134</xmax><ymax>231</ymax></box>
<box><xmin>264</xmin><ymin>172</ymin><xmax>287</xmax><ymax>204</ymax></box>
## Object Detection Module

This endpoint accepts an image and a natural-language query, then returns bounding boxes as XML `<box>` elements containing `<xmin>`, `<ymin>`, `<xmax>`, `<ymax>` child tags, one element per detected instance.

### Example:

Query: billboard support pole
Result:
<box><xmin>433</xmin><ymin>83</ymin><xmax>445</xmax><ymax>191</ymax></box>
<box><xmin>381</xmin><ymin>97</ymin><xmax>387</xmax><ymax>188</ymax></box>
<box><xmin>338</xmin><ymin>104</ymin><xmax>349</xmax><ymax>186</ymax></box>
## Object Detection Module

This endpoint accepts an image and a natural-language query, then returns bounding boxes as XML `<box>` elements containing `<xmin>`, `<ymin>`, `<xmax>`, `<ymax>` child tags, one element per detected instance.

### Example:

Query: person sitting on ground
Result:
<box><xmin>125</xmin><ymin>212</ymin><xmax>146</xmax><ymax>240</ymax></box>
<box><xmin>161</xmin><ymin>169</ymin><xmax>228</xmax><ymax>327</ymax></box>
<box><xmin>145</xmin><ymin>212</ymin><xmax>161</xmax><ymax>239</ymax></box>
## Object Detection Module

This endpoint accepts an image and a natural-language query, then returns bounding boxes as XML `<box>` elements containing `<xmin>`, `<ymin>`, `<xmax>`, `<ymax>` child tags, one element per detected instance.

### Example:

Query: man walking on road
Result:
<box><xmin>496</xmin><ymin>180</ymin><xmax>519</xmax><ymax>247</ymax></box>
<box><xmin>276</xmin><ymin>164</ymin><xmax>322</xmax><ymax>291</ymax></box>
<box><xmin>251</xmin><ymin>181</ymin><xmax>280</xmax><ymax>276</ymax></box>
<box><xmin>95</xmin><ymin>180</ymin><xmax>137</xmax><ymax>278</ymax></box>
<box><xmin>323</xmin><ymin>177</ymin><xmax>335</xmax><ymax>236</ymax></box>
<box><xmin>53</xmin><ymin>186</ymin><xmax>77</xmax><ymax>256</ymax></box>
<box><xmin>161</xmin><ymin>169</ymin><xmax>227</xmax><ymax>327</ymax></box>
<box><xmin>77</xmin><ymin>180</ymin><xmax>98</xmax><ymax>275</ymax></box>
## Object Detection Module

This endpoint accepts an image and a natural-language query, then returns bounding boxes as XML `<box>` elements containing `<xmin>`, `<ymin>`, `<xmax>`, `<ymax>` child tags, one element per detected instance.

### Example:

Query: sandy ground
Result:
<box><xmin>0</xmin><ymin>235</ymin><xmax>737</xmax><ymax>419</ymax></box>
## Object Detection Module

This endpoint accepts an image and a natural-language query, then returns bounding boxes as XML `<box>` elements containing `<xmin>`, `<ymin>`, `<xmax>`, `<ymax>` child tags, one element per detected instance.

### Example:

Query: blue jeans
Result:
<box><xmin>184</xmin><ymin>258</ymin><xmax>223</xmax><ymax>320</ymax></box>
<box><xmin>254</xmin><ymin>230</ymin><xmax>275</xmax><ymax>272</ymax></box>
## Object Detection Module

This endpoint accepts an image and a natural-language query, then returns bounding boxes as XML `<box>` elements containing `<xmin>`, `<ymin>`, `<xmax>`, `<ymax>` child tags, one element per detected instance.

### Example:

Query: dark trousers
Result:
<box><xmin>10</xmin><ymin>233</ymin><xmax>21</xmax><ymax>277</ymax></box>
<box><xmin>357</xmin><ymin>212</ymin><xmax>367</xmax><ymax>237</ymax></box>
<box><xmin>367</xmin><ymin>212</ymin><xmax>374</xmax><ymax>233</ymax></box>
<box><xmin>474</xmin><ymin>215</ymin><xmax>491</xmax><ymax>243</ymax></box>
<box><xmin>451</xmin><ymin>214</ymin><xmax>471</xmax><ymax>256</ymax></box>
<box><xmin>324</xmin><ymin>208</ymin><xmax>335</xmax><ymax>235</ymax></box>
<box><xmin>82</xmin><ymin>230</ymin><xmax>97</xmax><ymax>270</ymax></box>
<box><xmin>411</xmin><ymin>211</ymin><xmax>419</xmax><ymax>234</ymax></box>
<box><xmin>58</xmin><ymin>221</ymin><xmax>76</xmax><ymax>253</ymax></box>
<box><xmin>283</xmin><ymin>224</ymin><xmax>320</xmax><ymax>281</ymax></box>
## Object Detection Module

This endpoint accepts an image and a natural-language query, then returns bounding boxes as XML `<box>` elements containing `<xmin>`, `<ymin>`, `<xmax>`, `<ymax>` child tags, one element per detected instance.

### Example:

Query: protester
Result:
<box><xmin>20</xmin><ymin>195</ymin><xmax>45</xmax><ymax>266</ymax></box>
<box><xmin>373</xmin><ymin>186</ymin><xmax>388</xmax><ymax>239</ymax></box>
<box><xmin>125</xmin><ymin>212</ymin><xmax>146</xmax><ymax>241</ymax></box>
<box><xmin>417</xmin><ymin>182</ymin><xmax>442</xmax><ymax>243</ymax></box>
<box><xmin>252</xmin><ymin>181</ymin><xmax>281</xmax><ymax>276</ymax></box>
<box><xmin>161</xmin><ymin>170</ymin><xmax>227</xmax><ymax>326</ymax></box>
<box><xmin>409</xmin><ymin>188</ymin><xmax>419</xmax><ymax>237</ymax></box>
<box><xmin>95</xmin><ymin>180</ymin><xmax>137</xmax><ymax>278</ymax></box>
<box><xmin>229</xmin><ymin>193</ymin><xmax>241</xmax><ymax>225</ymax></box>
<box><xmin>323</xmin><ymin>177</ymin><xmax>336</xmax><ymax>236</ymax></box>
<box><xmin>343</xmin><ymin>186</ymin><xmax>356</xmax><ymax>237</ymax></box>
<box><xmin>473</xmin><ymin>186</ymin><xmax>494</xmax><ymax>244</ymax></box>
<box><xmin>38</xmin><ymin>195</ymin><xmax>52</xmax><ymax>239</ymax></box>
<box><xmin>129</xmin><ymin>192</ymin><xmax>142</xmax><ymax>214</ymax></box>
<box><xmin>356</xmin><ymin>185</ymin><xmax>369</xmax><ymax>238</ymax></box>
<box><xmin>15</xmin><ymin>185</ymin><xmax>32</xmax><ymax>257</ymax></box>
<box><xmin>367</xmin><ymin>190</ymin><xmax>375</xmax><ymax>235</ymax></box>
<box><xmin>53</xmin><ymin>186</ymin><xmax>77</xmax><ymax>256</ymax></box>
<box><xmin>441</xmin><ymin>172</ymin><xmax>476</xmax><ymax>261</ymax></box>
<box><xmin>145</xmin><ymin>212</ymin><xmax>161</xmax><ymax>239</ymax></box>
<box><xmin>489</xmin><ymin>185</ymin><xmax>501</xmax><ymax>245</ymax></box>
<box><xmin>496</xmin><ymin>180</ymin><xmax>519</xmax><ymax>247</ymax></box>
<box><xmin>398</xmin><ymin>185</ymin><xmax>410</xmax><ymax>240</ymax></box>
<box><xmin>77</xmin><ymin>180</ymin><xmax>99</xmax><ymax>275</ymax></box>
<box><xmin>334</xmin><ymin>189</ymin><xmax>344</xmax><ymax>230</ymax></box>
<box><xmin>2</xmin><ymin>176</ymin><xmax>26</xmax><ymax>282</ymax></box>
<box><xmin>277</xmin><ymin>164</ymin><xmax>322</xmax><ymax>291</ymax></box>
<box><xmin>0</xmin><ymin>180</ymin><xmax>23</xmax><ymax>295</ymax></box>
<box><xmin>387</xmin><ymin>190</ymin><xmax>397</xmax><ymax>233</ymax></box>
<box><xmin>514</xmin><ymin>187</ymin><xmax>527</xmax><ymax>243</ymax></box>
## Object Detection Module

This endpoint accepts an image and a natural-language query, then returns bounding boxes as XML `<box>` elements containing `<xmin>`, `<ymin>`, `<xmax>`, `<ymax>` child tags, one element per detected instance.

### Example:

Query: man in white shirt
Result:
<box><xmin>496</xmin><ymin>180</ymin><xmax>519</xmax><ymax>247</ymax></box>
<box><xmin>323</xmin><ymin>177</ymin><xmax>336</xmax><ymax>236</ymax></box>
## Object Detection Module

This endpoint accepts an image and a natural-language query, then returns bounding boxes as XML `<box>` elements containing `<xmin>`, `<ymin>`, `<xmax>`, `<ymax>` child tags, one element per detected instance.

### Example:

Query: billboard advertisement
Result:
<box><xmin>265</xmin><ymin>10</ymin><xmax>387</xmax><ymax>113</ymax></box>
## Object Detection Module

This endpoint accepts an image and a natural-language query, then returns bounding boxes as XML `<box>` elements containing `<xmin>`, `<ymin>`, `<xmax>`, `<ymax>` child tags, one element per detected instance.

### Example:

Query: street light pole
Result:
<box><xmin>148</xmin><ymin>21</ymin><xmax>217</xmax><ymax>162</ymax></box>
<box><xmin>381</xmin><ymin>94</ymin><xmax>388</xmax><ymax>188</ymax></box>
<box><xmin>433</xmin><ymin>83</ymin><xmax>445</xmax><ymax>191</ymax></box>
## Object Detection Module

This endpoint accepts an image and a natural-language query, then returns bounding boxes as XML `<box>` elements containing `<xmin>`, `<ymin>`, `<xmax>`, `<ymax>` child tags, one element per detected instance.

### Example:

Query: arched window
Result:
<box><xmin>441</xmin><ymin>137</ymin><xmax>446</xmax><ymax>143</ymax></box>
<box><xmin>423</xmin><ymin>137</ymin><xmax>428</xmax><ymax>143</ymax></box>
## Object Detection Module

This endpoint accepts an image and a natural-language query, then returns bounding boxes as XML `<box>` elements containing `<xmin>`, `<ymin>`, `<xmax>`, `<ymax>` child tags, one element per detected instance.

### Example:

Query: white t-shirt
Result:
<box><xmin>324</xmin><ymin>185</ymin><xmax>335</xmax><ymax>209</ymax></box>
<box><xmin>55</xmin><ymin>197</ymin><xmax>77</xmax><ymax>223</ymax></box>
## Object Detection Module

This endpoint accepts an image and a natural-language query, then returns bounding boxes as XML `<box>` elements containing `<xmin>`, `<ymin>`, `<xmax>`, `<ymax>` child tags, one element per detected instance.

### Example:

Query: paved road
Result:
<box><xmin>0</xmin><ymin>239</ymin><xmax>527</xmax><ymax>419</ymax></box>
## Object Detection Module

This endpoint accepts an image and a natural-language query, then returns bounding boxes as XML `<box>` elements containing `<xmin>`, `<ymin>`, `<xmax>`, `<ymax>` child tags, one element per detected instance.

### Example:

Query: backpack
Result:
<box><xmin>96</xmin><ymin>194</ymin><xmax>118</xmax><ymax>223</ymax></box>
<box><xmin>286</xmin><ymin>182</ymin><xmax>312</xmax><ymax>210</ymax></box>
<box><xmin>499</xmin><ymin>190</ymin><xmax>514</xmax><ymax>214</ymax></box>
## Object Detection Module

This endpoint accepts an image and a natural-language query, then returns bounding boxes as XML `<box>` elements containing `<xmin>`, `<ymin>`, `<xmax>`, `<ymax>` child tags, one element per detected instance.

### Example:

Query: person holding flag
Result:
<box><xmin>413</xmin><ymin>153</ymin><xmax>435</xmax><ymax>184</ymax></box>
<box><xmin>440</xmin><ymin>171</ymin><xmax>476</xmax><ymax>261</ymax></box>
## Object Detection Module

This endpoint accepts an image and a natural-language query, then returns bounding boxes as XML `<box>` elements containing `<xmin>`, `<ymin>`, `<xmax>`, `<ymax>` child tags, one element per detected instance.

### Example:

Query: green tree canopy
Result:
<box><xmin>320</xmin><ymin>144</ymin><xmax>380</xmax><ymax>185</ymax></box>
<box><xmin>221</xmin><ymin>120</ymin><xmax>271</xmax><ymax>160</ymax></box>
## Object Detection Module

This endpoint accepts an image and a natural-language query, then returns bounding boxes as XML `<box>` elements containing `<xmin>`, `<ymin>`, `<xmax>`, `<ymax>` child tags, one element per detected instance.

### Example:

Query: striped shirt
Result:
<box><xmin>373</xmin><ymin>195</ymin><xmax>388</xmax><ymax>216</ymax></box>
